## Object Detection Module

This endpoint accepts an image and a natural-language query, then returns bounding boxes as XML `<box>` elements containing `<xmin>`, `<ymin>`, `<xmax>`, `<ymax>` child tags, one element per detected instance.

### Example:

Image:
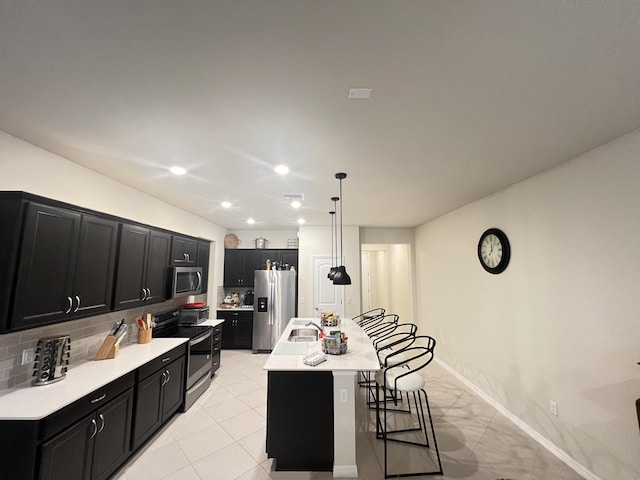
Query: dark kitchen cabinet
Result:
<box><xmin>38</xmin><ymin>388</ymin><xmax>134</xmax><ymax>480</ymax></box>
<box><xmin>219</xmin><ymin>310</ymin><xmax>253</xmax><ymax>349</ymax></box>
<box><xmin>224</xmin><ymin>249</ymin><xmax>260</xmax><ymax>287</ymax></box>
<box><xmin>9</xmin><ymin>203</ymin><xmax>118</xmax><ymax>332</ymax></box>
<box><xmin>132</xmin><ymin>352</ymin><xmax>186</xmax><ymax>450</ymax></box>
<box><xmin>197</xmin><ymin>240</ymin><xmax>210</xmax><ymax>294</ymax></box>
<box><xmin>211</xmin><ymin>323</ymin><xmax>222</xmax><ymax>374</ymax></box>
<box><xmin>171</xmin><ymin>235</ymin><xmax>198</xmax><ymax>266</ymax></box>
<box><xmin>267</xmin><ymin>371</ymin><xmax>333</xmax><ymax>471</ymax></box>
<box><xmin>113</xmin><ymin>225</ymin><xmax>170</xmax><ymax>310</ymax></box>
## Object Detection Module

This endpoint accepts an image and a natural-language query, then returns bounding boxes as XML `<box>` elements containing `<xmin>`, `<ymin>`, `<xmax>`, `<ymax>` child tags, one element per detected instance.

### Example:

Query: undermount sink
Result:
<box><xmin>287</xmin><ymin>328</ymin><xmax>319</xmax><ymax>342</ymax></box>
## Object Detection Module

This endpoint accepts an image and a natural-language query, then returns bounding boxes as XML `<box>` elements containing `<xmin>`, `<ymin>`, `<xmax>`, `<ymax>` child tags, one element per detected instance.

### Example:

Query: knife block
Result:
<box><xmin>95</xmin><ymin>335</ymin><xmax>119</xmax><ymax>360</ymax></box>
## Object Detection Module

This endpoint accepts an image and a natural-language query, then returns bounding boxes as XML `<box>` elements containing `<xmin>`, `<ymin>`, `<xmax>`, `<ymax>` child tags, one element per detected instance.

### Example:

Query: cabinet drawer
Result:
<box><xmin>137</xmin><ymin>343</ymin><xmax>187</xmax><ymax>381</ymax></box>
<box><xmin>41</xmin><ymin>372</ymin><xmax>135</xmax><ymax>441</ymax></box>
<box><xmin>211</xmin><ymin>352</ymin><xmax>221</xmax><ymax>374</ymax></box>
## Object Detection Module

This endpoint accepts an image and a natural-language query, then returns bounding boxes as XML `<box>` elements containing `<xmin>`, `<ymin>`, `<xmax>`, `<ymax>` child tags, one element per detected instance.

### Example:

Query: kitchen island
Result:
<box><xmin>263</xmin><ymin>317</ymin><xmax>380</xmax><ymax>477</ymax></box>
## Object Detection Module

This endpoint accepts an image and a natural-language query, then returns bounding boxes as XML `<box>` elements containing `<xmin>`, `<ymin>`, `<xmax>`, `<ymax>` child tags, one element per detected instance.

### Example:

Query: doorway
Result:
<box><xmin>312</xmin><ymin>256</ymin><xmax>344</xmax><ymax>317</ymax></box>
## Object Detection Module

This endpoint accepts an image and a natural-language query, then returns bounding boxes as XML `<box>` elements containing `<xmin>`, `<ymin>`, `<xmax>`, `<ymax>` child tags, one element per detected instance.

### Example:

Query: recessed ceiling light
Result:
<box><xmin>348</xmin><ymin>87</ymin><xmax>372</xmax><ymax>99</ymax></box>
<box><xmin>274</xmin><ymin>164</ymin><xmax>289</xmax><ymax>175</ymax></box>
<box><xmin>169</xmin><ymin>165</ymin><xmax>187</xmax><ymax>175</ymax></box>
<box><xmin>297</xmin><ymin>218</ymin><xmax>306</xmax><ymax>225</ymax></box>
<box><xmin>291</xmin><ymin>200</ymin><xmax>301</xmax><ymax>209</ymax></box>
<box><xmin>247</xmin><ymin>218</ymin><xmax>255</xmax><ymax>225</ymax></box>
<box><xmin>221</xmin><ymin>201</ymin><xmax>232</xmax><ymax>208</ymax></box>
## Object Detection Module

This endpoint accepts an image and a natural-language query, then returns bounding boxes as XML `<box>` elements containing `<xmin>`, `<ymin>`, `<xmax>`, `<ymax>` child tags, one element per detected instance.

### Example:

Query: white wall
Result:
<box><xmin>226</xmin><ymin>229</ymin><xmax>298</xmax><ymax>249</ymax></box>
<box><xmin>298</xmin><ymin>225</ymin><xmax>361</xmax><ymax>319</ymax></box>
<box><xmin>415</xmin><ymin>129</ymin><xmax>640</xmax><ymax>479</ymax></box>
<box><xmin>0</xmin><ymin>131</ymin><xmax>228</xmax><ymax>292</ymax></box>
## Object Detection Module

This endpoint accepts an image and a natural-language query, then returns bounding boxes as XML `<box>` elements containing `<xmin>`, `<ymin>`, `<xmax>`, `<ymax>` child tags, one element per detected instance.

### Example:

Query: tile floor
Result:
<box><xmin>113</xmin><ymin>350</ymin><xmax>585</xmax><ymax>480</ymax></box>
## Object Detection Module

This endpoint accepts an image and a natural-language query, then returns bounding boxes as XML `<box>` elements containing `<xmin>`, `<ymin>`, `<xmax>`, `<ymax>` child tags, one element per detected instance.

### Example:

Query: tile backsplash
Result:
<box><xmin>0</xmin><ymin>296</ymin><xmax>205</xmax><ymax>394</ymax></box>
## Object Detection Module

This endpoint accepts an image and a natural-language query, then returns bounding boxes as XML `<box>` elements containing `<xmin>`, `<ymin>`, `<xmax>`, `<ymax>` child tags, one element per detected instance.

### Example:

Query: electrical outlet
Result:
<box><xmin>21</xmin><ymin>348</ymin><xmax>35</xmax><ymax>365</ymax></box>
<box><xmin>549</xmin><ymin>400</ymin><xmax>558</xmax><ymax>416</ymax></box>
<box><xmin>340</xmin><ymin>388</ymin><xmax>348</xmax><ymax>403</ymax></box>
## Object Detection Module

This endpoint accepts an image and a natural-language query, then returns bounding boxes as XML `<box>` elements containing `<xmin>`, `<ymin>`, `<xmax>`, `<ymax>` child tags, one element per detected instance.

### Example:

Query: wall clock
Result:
<box><xmin>477</xmin><ymin>228</ymin><xmax>510</xmax><ymax>274</ymax></box>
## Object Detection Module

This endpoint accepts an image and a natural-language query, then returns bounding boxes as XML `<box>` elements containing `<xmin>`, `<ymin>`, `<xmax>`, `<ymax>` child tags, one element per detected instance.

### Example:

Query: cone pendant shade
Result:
<box><xmin>333</xmin><ymin>172</ymin><xmax>351</xmax><ymax>285</ymax></box>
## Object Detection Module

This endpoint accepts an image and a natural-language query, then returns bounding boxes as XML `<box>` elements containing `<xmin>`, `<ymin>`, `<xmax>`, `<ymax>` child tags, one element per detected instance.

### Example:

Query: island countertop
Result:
<box><xmin>262</xmin><ymin>317</ymin><xmax>380</xmax><ymax>372</ymax></box>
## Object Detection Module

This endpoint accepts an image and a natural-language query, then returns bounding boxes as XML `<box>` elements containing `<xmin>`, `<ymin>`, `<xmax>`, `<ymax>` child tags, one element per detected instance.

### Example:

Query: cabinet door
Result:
<box><xmin>73</xmin><ymin>215</ymin><xmax>119</xmax><ymax>318</ymax></box>
<box><xmin>278</xmin><ymin>249</ymin><xmax>298</xmax><ymax>270</ymax></box>
<box><xmin>161</xmin><ymin>356</ymin><xmax>186</xmax><ymax>419</ymax></box>
<box><xmin>39</xmin><ymin>414</ymin><xmax>93</xmax><ymax>480</ymax></box>
<box><xmin>131</xmin><ymin>370</ymin><xmax>163</xmax><ymax>450</ymax></box>
<box><xmin>90</xmin><ymin>389</ymin><xmax>134</xmax><ymax>480</ymax></box>
<box><xmin>145</xmin><ymin>230</ymin><xmax>171</xmax><ymax>304</ymax></box>
<box><xmin>235</xmin><ymin>317</ymin><xmax>254</xmax><ymax>349</ymax></box>
<box><xmin>171</xmin><ymin>236</ymin><xmax>198</xmax><ymax>265</ymax></box>
<box><xmin>113</xmin><ymin>224</ymin><xmax>149</xmax><ymax>310</ymax></box>
<box><xmin>197</xmin><ymin>241</ymin><xmax>210</xmax><ymax>294</ymax></box>
<box><xmin>240</xmin><ymin>250</ymin><xmax>260</xmax><ymax>286</ymax></box>
<box><xmin>11</xmin><ymin>203</ymin><xmax>81</xmax><ymax>330</ymax></box>
<box><xmin>223</xmin><ymin>249</ymin><xmax>245</xmax><ymax>286</ymax></box>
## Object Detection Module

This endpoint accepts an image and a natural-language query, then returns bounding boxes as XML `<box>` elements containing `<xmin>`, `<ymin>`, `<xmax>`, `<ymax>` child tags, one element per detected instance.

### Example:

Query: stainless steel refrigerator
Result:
<box><xmin>253</xmin><ymin>269</ymin><xmax>296</xmax><ymax>353</ymax></box>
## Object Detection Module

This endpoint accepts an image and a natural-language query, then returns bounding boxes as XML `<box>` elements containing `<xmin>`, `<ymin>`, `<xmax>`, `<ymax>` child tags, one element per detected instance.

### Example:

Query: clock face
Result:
<box><xmin>478</xmin><ymin>228</ymin><xmax>510</xmax><ymax>274</ymax></box>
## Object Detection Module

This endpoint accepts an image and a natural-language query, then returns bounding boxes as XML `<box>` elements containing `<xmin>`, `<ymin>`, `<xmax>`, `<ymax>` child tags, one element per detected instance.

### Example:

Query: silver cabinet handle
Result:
<box><xmin>74</xmin><ymin>296</ymin><xmax>80</xmax><ymax>313</ymax></box>
<box><xmin>165</xmin><ymin>369</ymin><xmax>171</xmax><ymax>384</ymax></box>
<box><xmin>91</xmin><ymin>393</ymin><xmax>106</xmax><ymax>404</ymax></box>
<box><xmin>141</xmin><ymin>288</ymin><xmax>147</xmax><ymax>301</ymax></box>
<box><xmin>161</xmin><ymin>357</ymin><xmax>171</xmax><ymax>362</ymax></box>
<box><xmin>183</xmin><ymin>253</ymin><xmax>188</xmax><ymax>261</ymax></box>
<box><xmin>196</xmin><ymin>271</ymin><xmax>202</xmax><ymax>290</ymax></box>
<box><xmin>65</xmin><ymin>296</ymin><xmax>73</xmax><ymax>314</ymax></box>
<box><xmin>97</xmin><ymin>413</ymin><xmax>105</xmax><ymax>433</ymax></box>
<box><xmin>161</xmin><ymin>371</ymin><xmax>167</xmax><ymax>385</ymax></box>
<box><xmin>146</xmin><ymin>288</ymin><xmax>151</xmax><ymax>299</ymax></box>
<box><xmin>90</xmin><ymin>419</ymin><xmax>98</xmax><ymax>438</ymax></box>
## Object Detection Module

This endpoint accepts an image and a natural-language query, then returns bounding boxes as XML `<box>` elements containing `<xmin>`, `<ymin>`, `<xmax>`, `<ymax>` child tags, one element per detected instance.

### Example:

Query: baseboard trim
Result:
<box><xmin>435</xmin><ymin>358</ymin><xmax>601</xmax><ymax>480</ymax></box>
<box><xmin>333</xmin><ymin>464</ymin><xmax>358</xmax><ymax>477</ymax></box>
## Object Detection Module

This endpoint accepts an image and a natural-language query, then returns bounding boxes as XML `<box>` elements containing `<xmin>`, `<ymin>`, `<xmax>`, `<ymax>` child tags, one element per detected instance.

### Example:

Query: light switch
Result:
<box><xmin>340</xmin><ymin>389</ymin><xmax>348</xmax><ymax>403</ymax></box>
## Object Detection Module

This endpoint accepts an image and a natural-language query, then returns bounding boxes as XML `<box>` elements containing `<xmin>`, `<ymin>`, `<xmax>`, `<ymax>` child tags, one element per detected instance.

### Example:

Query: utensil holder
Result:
<box><xmin>137</xmin><ymin>329</ymin><xmax>152</xmax><ymax>344</ymax></box>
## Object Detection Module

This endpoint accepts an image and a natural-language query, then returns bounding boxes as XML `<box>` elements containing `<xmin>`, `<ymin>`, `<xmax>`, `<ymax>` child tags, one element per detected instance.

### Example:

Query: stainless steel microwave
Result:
<box><xmin>171</xmin><ymin>266</ymin><xmax>203</xmax><ymax>298</ymax></box>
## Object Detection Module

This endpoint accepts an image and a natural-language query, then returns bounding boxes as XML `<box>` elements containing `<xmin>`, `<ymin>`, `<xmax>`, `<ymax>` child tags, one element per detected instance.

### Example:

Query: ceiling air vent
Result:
<box><xmin>284</xmin><ymin>193</ymin><xmax>304</xmax><ymax>201</ymax></box>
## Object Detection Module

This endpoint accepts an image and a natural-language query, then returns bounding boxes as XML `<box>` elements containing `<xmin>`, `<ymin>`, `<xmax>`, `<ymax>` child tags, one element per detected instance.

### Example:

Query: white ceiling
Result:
<box><xmin>1</xmin><ymin>1</ymin><xmax>640</xmax><ymax>230</ymax></box>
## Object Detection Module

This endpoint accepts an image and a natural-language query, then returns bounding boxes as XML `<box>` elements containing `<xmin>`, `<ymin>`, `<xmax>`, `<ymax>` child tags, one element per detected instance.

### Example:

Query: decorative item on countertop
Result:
<box><xmin>136</xmin><ymin>313</ymin><xmax>154</xmax><ymax>344</ymax></box>
<box><xmin>322</xmin><ymin>331</ymin><xmax>348</xmax><ymax>355</ymax></box>
<box><xmin>320</xmin><ymin>312</ymin><xmax>340</xmax><ymax>327</ymax></box>
<box><xmin>96</xmin><ymin>319</ymin><xmax>128</xmax><ymax>359</ymax></box>
<box><xmin>303</xmin><ymin>351</ymin><xmax>327</xmax><ymax>366</ymax></box>
<box><xmin>32</xmin><ymin>335</ymin><xmax>71</xmax><ymax>385</ymax></box>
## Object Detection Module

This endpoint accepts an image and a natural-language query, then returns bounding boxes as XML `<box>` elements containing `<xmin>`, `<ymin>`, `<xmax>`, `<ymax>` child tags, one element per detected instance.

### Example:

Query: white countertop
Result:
<box><xmin>0</xmin><ymin>338</ymin><xmax>188</xmax><ymax>420</ymax></box>
<box><xmin>201</xmin><ymin>319</ymin><xmax>225</xmax><ymax>327</ymax></box>
<box><xmin>262</xmin><ymin>317</ymin><xmax>381</xmax><ymax>372</ymax></box>
<box><xmin>216</xmin><ymin>307</ymin><xmax>254</xmax><ymax>311</ymax></box>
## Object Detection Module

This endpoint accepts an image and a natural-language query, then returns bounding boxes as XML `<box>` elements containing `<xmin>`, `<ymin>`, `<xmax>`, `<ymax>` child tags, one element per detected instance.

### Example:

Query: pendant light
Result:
<box><xmin>332</xmin><ymin>172</ymin><xmax>352</xmax><ymax>285</ymax></box>
<box><xmin>328</xmin><ymin>197</ymin><xmax>339</xmax><ymax>279</ymax></box>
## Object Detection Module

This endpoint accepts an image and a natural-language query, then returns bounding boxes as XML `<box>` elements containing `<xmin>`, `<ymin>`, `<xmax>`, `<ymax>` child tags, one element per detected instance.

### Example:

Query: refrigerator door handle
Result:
<box><xmin>268</xmin><ymin>272</ymin><xmax>275</xmax><ymax>326</ymax></box>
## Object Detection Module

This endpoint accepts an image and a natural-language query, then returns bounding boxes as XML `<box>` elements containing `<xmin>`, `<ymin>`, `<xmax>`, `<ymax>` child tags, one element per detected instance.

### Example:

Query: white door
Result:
<box><xmin>312</xmin><ymin>256</ymin><xmax>344</xmax><ymax>317</ymax></box>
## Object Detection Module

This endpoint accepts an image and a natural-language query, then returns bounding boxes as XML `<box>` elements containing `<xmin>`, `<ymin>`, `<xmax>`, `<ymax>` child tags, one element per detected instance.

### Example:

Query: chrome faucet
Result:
<box><xmin>305</xmin><ymin>321</ymin><xmax>323</xmax><ymax>333</ymax></box>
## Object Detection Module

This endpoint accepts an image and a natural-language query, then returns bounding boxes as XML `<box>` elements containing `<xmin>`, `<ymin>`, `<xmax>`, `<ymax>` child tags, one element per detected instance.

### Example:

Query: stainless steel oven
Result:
<box><xmin>153</xmin><ymin>310</ymin><xmax>213</xmax><ymax>412</ymax></box>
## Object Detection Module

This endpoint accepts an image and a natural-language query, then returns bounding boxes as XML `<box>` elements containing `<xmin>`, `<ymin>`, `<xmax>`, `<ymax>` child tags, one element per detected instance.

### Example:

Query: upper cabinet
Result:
<box><xmin>223</xmin><ymin>249</ymin><xmax>298</xmax><ymax>287</ymax></box>
<box><xmin>113</xmin><ymin>226</ymin><xmax>171</xmax><ymax>310</ymax></box>
<box><xmin>197</xmin><ymin>241</ymin><xmax>210</xmax><ymax>294</ymax></box>
<box><xmin>170</xmin><ymin>236</ymin><xmax>198</xmax><ymax>266</ymax></box>
<box><xmin>0</xmin><ymin>192</ymin><xmax>211</xmax><ymax>334</ymax></box>
<box><xmin>6</xmin><ymin>202</ymin><xmax>119</xmax><ymax>332</ymax></box>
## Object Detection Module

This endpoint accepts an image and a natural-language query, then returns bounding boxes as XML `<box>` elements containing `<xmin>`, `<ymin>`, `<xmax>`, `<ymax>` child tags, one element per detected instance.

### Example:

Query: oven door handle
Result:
<box><xmin>190</xmin><ymin>329</ymin><xmax>213</xmax><ymax>347</ymax></box>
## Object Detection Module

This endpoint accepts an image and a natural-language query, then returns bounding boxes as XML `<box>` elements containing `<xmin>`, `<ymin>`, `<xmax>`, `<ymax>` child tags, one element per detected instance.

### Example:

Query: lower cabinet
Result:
<box><xmin>266</xmin><ymin>371</ymin><xmax>334</xmax><ymax>471</ymax></box>
<box><xmin>212</xmin><ymin>324</ymin><xmax>222</xmax><ymax>374</ymax></box>
<box><xmin>132</xmin><ymin>353</ymin><xmax>186</xmax><ymax>450</ymax></box>
<box><xmin>219</xmin><ymin>310</ymin><xmax>253</xmax><ymax>349</ymax></box>
<box><xmin>0</xmin><ymin>347</ymin><xmax>188</xmax><ymax>480</ymax></box>
<box><xmin>39</xmin><ymin>388</ymin><xmax>134</xmax><ymax>480</ymax></box>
